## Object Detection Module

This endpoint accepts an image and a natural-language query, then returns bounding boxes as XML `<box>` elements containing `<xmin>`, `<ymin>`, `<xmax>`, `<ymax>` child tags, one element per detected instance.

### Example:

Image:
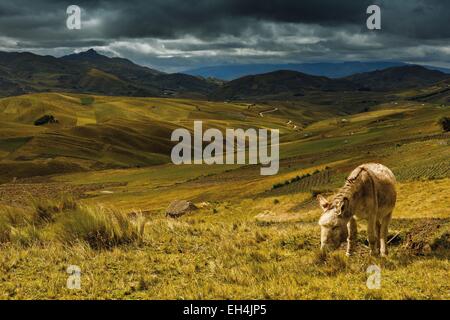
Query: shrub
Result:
<box><xmin>438</xmin><ymin>116</ymin><xmax>450</xmax><ymax>132</ymax></box>
<box><xmin>57</xmin><ymin>205</ymin><xmax>146</xmax><ymax>249</ymax></box>
<box><xmin>34</xmin><ymin>115</ymin><xmax>58</xmax><ymax>126</ymax></box>
<box><xmin>80</xmin><ymin>96</ymin><xmax>95</xmax><ymax>106</ymax></box>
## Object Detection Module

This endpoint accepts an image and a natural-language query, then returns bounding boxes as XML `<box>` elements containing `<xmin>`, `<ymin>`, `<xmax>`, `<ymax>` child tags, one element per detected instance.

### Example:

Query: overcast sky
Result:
<box><xmin>0</xmin><ymin>0</ymin><xmax>449</xmax><ymax>72</ymax></box>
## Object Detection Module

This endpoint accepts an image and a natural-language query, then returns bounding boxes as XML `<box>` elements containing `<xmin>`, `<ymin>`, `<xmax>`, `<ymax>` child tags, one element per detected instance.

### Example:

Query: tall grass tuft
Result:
<box><xmin>0</xmin><ymin>205</ymin><xmax>30</xmax><ymax>243</ymax></box>
<box><xmin>30</xmin><ymin>195</ymin><xmax>78</xmax><ymax>225</ymax></box>
<box><xmin>1</xmin><ymin>198</ymin><xmax>145</xmax><ymax>249</ymax></box>
<box><xmin>9</xmin><ymin>224</ymin><xmax>42</xmax><ymax>247</ymax></box>
<box><xmin>32</xmin><ymin>199</ymin><xmax>59</xmax><ymax>224</ymax></box>
<box><xmin>57</xmin><ymin>205</ymin><xmax>146</xmax><ymax>249</ymax></box>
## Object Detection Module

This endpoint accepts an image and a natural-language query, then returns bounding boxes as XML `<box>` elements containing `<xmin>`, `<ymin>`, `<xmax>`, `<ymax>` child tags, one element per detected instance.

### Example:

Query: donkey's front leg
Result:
<box><xmin>346</xmin><ymin>217</ymin><xmax>357</xmax><ymax>256</ymax></box>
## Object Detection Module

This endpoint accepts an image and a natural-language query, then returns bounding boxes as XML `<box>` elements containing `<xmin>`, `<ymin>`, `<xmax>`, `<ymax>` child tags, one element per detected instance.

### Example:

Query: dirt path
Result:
<box><xmin>259</xmin><ymin>107</ymin><xmax>278</xmax><ymax>117</ymax></box>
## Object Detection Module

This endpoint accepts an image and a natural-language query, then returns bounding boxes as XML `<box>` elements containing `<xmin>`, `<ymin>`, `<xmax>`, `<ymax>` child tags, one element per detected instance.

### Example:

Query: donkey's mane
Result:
<box><xmin>332</xmin><ymin>167</ymin><xmax>367</xmax><ymax>205</ymax></box>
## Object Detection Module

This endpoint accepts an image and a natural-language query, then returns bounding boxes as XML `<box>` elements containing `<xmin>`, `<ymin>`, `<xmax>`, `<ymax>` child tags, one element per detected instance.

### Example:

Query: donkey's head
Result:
<box><xmin>317</xmin><ymin>195</ymin><xmax>351</xmax><ymax>252</ymax></box>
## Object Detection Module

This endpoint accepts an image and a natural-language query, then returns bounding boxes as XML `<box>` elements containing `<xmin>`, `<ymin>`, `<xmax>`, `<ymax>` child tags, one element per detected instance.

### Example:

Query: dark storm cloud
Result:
<box><xmin>97</xmin><ymin>0</ymin><xmax>373</xmax><ymax>39</ymax></box>
<box><xmin>0</xmin><ymin>0</ymin><xmax>448</xmax><ymax>71</ymax></box>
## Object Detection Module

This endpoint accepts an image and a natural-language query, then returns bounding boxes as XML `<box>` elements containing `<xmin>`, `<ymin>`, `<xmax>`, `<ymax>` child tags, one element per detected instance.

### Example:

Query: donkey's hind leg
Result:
<box><xmin>380</xmin><ymin>212</ymin><xmax>392</xmax><ymax>257</ymax></box>
<box><xmin>375</xmin><ymin>220</ymin><xmax>381</xmax><ymax>253</ymax></box>
<box><xmin>367</xmin><ymin>215</ymin><xmax>380</xmax><ymax>256</ymax></box>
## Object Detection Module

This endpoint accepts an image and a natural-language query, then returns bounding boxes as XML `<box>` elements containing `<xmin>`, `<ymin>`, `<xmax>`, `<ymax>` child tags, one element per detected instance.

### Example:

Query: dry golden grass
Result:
<box><xmin>396</xmin><ymin>179</ymin><xmax>450</xmax><ymax>219</ymax></box>
<box><xmin>0</xmin><ymin>198</ymin><xmax>146</xmax><ymax>249</ymax></box>
<box><xmin>0</xmin><ymin>183</ymin><xmax>448</xmax><ymax>299</ymax></box>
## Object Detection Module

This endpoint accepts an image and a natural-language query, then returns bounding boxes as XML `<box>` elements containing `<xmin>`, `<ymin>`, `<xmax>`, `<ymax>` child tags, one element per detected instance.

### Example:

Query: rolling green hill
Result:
<box><xmin>0</xmin><ymin>88</ymin><xmax>448</xmax><ymax>183</ymax></box>
<box><xmin>0</xmin><ymin>92</ymin><xmax>325</xmax><ymax>180</ymax></box>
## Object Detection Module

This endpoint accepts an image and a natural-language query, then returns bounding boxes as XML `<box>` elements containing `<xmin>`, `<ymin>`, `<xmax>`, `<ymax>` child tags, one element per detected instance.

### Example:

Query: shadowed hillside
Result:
<box><xmin>1</xmin><ymin>50</ymin><xmax>449</xmax><ymax>102</ymax></box>
<box><xmin>211</xmin><ymin>67</ymin><xmax>450</xmax><ymax>101</ymax></box>
<box><xmin>344</xmin><ymin>65</ymin><xmax>450</xmax><ymax>91</ymax></box>
<box><xmin>0</xmin><ymin>50</ymin><xmax>218</xmax><ymax>98</ymax></box>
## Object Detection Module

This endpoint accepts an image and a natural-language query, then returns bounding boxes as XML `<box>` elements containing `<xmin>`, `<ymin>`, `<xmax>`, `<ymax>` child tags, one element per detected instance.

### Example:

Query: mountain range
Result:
<box><xmin>184</xmin><ymin>62</ymin><xmax>450</xmax><ymax>80</ymax></box>
<box><xmin>0</xmin><ymin>49</ymin><xmax>449</xmax><ymax>100</ymax></box>
<box><xmin>212</xmin><ymin>67</ymin><xmax>450</xmax><ymax>100</ymax></box>
<box><xmin>0</xmin><ymin>49</ymin><xmax>216</xmax><ymax>99</ymax></box>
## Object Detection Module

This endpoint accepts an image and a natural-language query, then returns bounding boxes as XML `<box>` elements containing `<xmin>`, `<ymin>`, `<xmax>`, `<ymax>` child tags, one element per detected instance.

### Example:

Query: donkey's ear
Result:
<box><xmin>317</xmin><ymin>194</ymin><xmax>330</xmax><ymax>210</ymax></box>
<box><xmin>337</xmin><ymin>197</ymin><xmax>350</xmax><ymax>217</ymax></box>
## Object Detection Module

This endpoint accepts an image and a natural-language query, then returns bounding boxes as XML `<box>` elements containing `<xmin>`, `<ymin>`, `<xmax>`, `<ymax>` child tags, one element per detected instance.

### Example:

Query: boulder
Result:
<box><xmin>166</xmin><ymin>200</ymin><xmax>197</xmax><ymax>218</ymax></box>
<box><xmin>34</xmin><ymin>115</ymin><xmax>58</xmax><ymax>126</ymax></box>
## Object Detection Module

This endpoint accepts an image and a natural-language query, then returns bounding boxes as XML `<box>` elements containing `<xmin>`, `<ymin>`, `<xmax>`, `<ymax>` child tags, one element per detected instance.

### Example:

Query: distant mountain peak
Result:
<box><xmin>84</xmin><ymin>48</ymin><xmax>99</xmax><ymax>55</ymax></box>
<box><xmin>63</xmin><ymin>48</ymin><xmax>106</xmax><ymax>60</ymax></box>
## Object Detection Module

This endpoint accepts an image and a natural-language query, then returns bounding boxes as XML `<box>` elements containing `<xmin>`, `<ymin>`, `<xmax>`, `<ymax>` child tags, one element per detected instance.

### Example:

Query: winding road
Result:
<box><xmin>259</xmin><ymin>107</ymin><xmax>278</xmax><ymax>117</ymax></box>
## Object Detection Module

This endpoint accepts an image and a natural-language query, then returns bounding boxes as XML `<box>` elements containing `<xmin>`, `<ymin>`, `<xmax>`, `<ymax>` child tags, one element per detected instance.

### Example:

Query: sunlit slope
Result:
<box><xmin>0</xmin><ymin>92</ymin><xmax>329</xmax><ymax>181</ymax></box>
<box><xmin>0</xmin><ymin>92</ymin><xmax>448</xmax><ymax>182</ymax></box>
<box><xmin>48</xmin><ymin>100</ymin><xmax>449</xmax><ymax>212</ymax></box>
<box><xmin>279</xmin><ymin>101</ymin><xmax>449</xmax><ymax>158</ymax></box>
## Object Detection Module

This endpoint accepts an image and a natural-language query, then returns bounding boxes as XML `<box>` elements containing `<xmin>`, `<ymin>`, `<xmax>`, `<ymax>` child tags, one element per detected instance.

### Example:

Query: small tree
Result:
<box><xmin>80</xmin><ymin>96</ymin><xmax>95</xmax><ymax>106</ymax></box>
<box><xmin>438</xmin><ymin>117</ymin><xmax>450</xmax><ymax>132</ymax></box>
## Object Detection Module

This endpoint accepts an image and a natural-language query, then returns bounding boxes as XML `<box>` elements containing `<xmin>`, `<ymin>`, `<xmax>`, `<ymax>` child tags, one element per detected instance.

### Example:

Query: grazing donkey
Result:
<box><xmin>317</xmin><ymin>163</ymin><xmax>396</xmax><ymax>256</ymax></box>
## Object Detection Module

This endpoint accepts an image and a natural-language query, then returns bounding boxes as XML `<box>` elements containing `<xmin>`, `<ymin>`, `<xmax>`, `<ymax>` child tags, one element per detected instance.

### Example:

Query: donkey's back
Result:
<box><xmin>352</xmin><ymin>163</ymin><xmax>396</xmax><ymax>220</ymax></box>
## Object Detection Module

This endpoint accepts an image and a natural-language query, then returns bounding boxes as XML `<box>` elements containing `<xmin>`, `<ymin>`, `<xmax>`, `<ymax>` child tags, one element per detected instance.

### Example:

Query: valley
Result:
<box><xmin>0</xmin><ymin>84</ymin><xmax>448</xmax><ymax>299</ymax></box>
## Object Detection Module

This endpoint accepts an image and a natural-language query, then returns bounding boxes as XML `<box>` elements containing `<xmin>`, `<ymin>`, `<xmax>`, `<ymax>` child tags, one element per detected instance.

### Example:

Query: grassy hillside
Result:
<box><xmin>0</xmin><ymin>90</ymin><xmax>448</xmax><ymax>299</ymax></box>
<box><xmin>0</xmin><ymin>92</ymin><xmax>346</xmax><ymax>182</ymax></box>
